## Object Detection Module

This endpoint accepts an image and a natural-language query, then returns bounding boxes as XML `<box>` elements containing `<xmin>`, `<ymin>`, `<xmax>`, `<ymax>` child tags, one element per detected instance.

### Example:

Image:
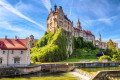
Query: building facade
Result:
<box><xmin>27</xmin><ymin>35</ymin><xmax>38</xmax><ymax>48</ymax></box>
<box><xmin>95</xmin><ymin>33</ymin><xmax>118</xmax><ymax>50</ymax></box>
<box><xmin>72</xmin><ymin>19</ymin><xmax>95</xmax><ymax>45</ymax></box>
<box><xmin>0</xmin><ymin>36</ymin><xmax>31</xmax><ymax>67</ymax></box>
<box><xmin>47</xmin><ymin>4</ymin><xmax>73</xmax><ymax>33</ymax></box>
<box><xmin>47</xmin><ymin>4</ymin><xmax>118</xmax><ymax>50</ymax></box>
<box><xmin>47</xmin><ymin>4</ymin><xmax>95</xmax><ymax>45</ymax></box>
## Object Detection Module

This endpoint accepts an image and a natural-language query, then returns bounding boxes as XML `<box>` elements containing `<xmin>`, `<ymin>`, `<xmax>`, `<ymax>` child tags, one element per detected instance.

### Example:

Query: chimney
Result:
<box><xmin>15</xmin><ymin>36</ymin><xmax>17</xmax><ymax>41</ymax></box>
<box><xmin>5</xmin><ymin>36</ymin><xmax>7</xmax><ymax>40</ymax></box>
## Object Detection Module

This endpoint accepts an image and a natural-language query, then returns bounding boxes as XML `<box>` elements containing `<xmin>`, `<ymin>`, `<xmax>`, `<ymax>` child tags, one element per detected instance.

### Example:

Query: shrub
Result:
<box><xmin>99</xmin><ymin>55</ymin><xmax>111</xmax><ymax>61</ymax></box>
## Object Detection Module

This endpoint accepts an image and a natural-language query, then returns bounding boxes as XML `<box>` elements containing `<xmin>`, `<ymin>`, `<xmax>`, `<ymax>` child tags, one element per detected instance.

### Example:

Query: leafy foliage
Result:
<box><xmin>31</xmin><ymin>28</ymin><xmax>67</xmax><ymax>62</ymax></box>
<box><xmin>70</xmin><ymin>48</ymin><xmax>99</xmax><ymax>59</ymax></box>
<box><xmin>70</xmin><ymin>36</ymin><xmax>98</xmax><ymax>59</ymax></box>
<box><xmin>107</xmin><ymin>39</ymin><xmax>115</xmax><ymax>51</ymax></box>
<box><xmin>99</xmin><ymin>55</ymin><xmax>111</xmax><ymax>61</ymax></box>
<box><xmin>111</xmin><ymin>51</ymin><xmax>120</xmax><ymax>61</ymax></box>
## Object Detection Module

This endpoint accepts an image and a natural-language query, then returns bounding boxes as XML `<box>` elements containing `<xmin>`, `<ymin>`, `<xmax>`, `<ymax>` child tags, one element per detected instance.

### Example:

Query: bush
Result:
<box><xmin>99</xmin><ymin>55</ymin><xmax>111</xmax><ymax>61</ymax></box>
<box><xmin>111</xmin><ymin>52</ymin><xmax>120</xmax><ymax>61</ymax></box>
<box><xmin>70</xmin><ymin>36</ymin><xmax>98</xmax><ymax>59</ymax></box>
<box><xmin>70</xmin><ymin>48</ymin><xmax>99</xmax><ymax>59</ymax></box>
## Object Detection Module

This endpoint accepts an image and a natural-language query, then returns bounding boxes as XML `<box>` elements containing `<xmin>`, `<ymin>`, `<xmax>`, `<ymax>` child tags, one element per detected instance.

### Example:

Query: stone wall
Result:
<box><xmin>0</xmin><ymin>67</ymin><xmax>20</xmax><ymax>76</ymax></box>
<box><xmin>17</xmin><ymin>65</ymin><xmax>42</xmax><ymax>74</ymax></box>
<box><xmin>0</xmin><ymin>63</ymin><xmax>75</xmax><ymax>77</ymax></box>
<box><xmin>74</xmin><ymin>61</ymin><xmax>119</xmax><ymax>68</ymax></box>
<box><xmin>90</xmin><ymin>70</ymin><xmax>120</xmax><ymax>80</ymax></box>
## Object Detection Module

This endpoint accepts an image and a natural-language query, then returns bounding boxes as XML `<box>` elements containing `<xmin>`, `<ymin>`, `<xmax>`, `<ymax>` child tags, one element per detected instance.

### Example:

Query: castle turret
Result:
<box><xmin>99</xmin><ymin>33</ymin><xmax>101</xmax><ymax>42</ymax></box>
<box><xmin>54</xmin><ymin>4</ymin><xmax>57</xmax><ymax>11</ymax></box>
<box><xmin>76</xmin><ymin>18</ymin><xmax>82</xmax><ymax>30</ymax></box>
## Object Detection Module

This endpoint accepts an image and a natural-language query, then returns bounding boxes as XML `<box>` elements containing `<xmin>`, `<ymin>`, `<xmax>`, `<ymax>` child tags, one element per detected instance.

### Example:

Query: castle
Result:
<box><xmin>47</xmin><ymin>4</ymin><xmax>95</xmax><ymax>45</ymax></box>
<box><xmin>46</xmin><ymin>4</ymin><xmax>118</xmax><ymax>51</ymax></box>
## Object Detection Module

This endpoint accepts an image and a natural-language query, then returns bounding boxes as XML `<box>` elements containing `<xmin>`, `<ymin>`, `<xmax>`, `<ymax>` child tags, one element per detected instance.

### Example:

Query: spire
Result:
<box><xmin>77</xmin><ymin>18</ymin><xmax>80</xmax><ymax>23</ymax></box>
<box><xmin>76</xmin><ymin>18</ymin><xmax>82</xmax><ymax>30</ymax></box>
<box><xmin>54</xmin><ymin>3</ymin><xmax>57</xmax><ymax>11</ymax></box>
<box><xmin>99</xmin><ymin>33</ymin><xmax>101</xmax><ymax>41</ymax></box>
<box><xmin>50</xmin><ymin>8</ymin><xmax>52</xmax><ymax>12</ymax></box>
<box><xmin>76</xmin><ymin>18</ymin><xmax>80</xmax><ymax>27</ymax></box>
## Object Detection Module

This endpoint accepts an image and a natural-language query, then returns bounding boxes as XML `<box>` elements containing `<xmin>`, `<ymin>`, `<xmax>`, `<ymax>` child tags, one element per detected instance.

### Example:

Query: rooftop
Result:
<box><xmin>0</xmin><ymin>38</ymin><xmax>28</xmax><ymax>50</ymax></box>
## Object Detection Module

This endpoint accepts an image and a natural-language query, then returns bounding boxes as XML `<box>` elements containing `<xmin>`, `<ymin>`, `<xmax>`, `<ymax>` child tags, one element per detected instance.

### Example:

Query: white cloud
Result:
<box><xmin>0</xmin><ymin>0</ymin><xmax>46</xmax><ymax>30</ymax></box>
<box><xmin>86</xmin><ymin>16</ymin><xmax>117</xmax><ymax>26</ymax></box>
<box><xmin>69</xmin><ymin>0</ymin><xmax>73</xmax><ymax>18</ymax></box>
<box><xmin>0</xmin><ymin>21</ymin><xmax>41</xmax><ymax>38</ymax></box>
<box><xmin>41</xmin><ymin>0</ymin><xmax>51</xmax><ymax>12</ymax></box>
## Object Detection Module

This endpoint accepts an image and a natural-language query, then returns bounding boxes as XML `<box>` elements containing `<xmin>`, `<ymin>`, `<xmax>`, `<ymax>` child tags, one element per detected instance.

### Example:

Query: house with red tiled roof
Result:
<box><xmin>0</xmin><ymin>36</ymin><xmax>31</xmax><ymax>67</ymax></box>
<box><xmin>95</xmin><ymin>33</ymin><xmax>118</xmax><ymax>50</ymax></box>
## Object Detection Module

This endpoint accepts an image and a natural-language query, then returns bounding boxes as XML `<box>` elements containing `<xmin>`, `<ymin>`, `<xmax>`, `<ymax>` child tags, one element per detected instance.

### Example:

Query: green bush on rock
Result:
<box><xmin>30</xmin><ymin>28</ymin><xmax>67</xmax><ymax>62</ymax></box>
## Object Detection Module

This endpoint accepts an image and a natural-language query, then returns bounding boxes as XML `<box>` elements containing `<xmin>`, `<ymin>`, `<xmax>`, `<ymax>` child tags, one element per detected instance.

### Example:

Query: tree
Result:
<box><xmin>72</xmin><ymin>36</ymin><xmax>77</xmax><ymax>50</ymax></box>
<box><xmin>44</xmin><ymin>31</ymin><xmax>48</xmax><ymax>35</ymax></box>
<box><xmin>76</xmin><ymin>37</ymin><xmax>84</xmax><ymax>49</ymax></box>
<box><xmin>107</xmin><ymin>39</ymin><xmax>115</xmax><ymax>51</ymax></box>
<box><xmin>111</xmin><ymin>51</ymin><xmax>120</xmax><ymax>61</ymax></box>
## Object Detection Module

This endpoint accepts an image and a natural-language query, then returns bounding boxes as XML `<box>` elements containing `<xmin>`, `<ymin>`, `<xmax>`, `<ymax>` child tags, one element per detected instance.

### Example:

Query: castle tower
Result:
<box><xmin>76</xmin><ymin>18</ymin><xmax>82</xmax><ymax>30</ymax></box>
<box><xmin>47</xmin><ymin>4</ymin><xmax>73</xmax><ymax>33</ymax></box>
<box><xmin>30</xmin><ymin>35</ymin><xmax>34</xmax><ymax>40</ymax></box>
<box><xmin>54</xmin><ymin>4</ymin><xmax>57</xmax><ymax>11</ymax></box>
<box><xmin>99</xmin><ymin>33</ymin><xmax>101</xmax><ymax>42</ymax></box>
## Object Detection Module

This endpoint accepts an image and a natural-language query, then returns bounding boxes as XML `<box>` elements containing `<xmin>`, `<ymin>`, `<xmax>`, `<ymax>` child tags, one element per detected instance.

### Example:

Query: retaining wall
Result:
<box><xmin>74</xmin><ymin>61</ymin><xmax>119</xmax><ymax>68</ymax></box>
<box><xmin>90</xmin><ymin>70</ymin><xmax>120</xmax><ymax>80</ymax></box>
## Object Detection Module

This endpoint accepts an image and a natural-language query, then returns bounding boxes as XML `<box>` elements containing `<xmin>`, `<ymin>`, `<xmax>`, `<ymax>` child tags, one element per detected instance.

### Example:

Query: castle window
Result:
<box><xmin>50</xmin><ymin>22</ymin><xmax>52</xmax><ymax>26</ymax></box>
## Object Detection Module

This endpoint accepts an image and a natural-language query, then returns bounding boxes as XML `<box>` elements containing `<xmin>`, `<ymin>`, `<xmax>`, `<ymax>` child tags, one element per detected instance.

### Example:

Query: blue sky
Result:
<box><xmin>0</xmin><ymin>0</ymin><xmax>120</xmax><ymax>47</ymax></box>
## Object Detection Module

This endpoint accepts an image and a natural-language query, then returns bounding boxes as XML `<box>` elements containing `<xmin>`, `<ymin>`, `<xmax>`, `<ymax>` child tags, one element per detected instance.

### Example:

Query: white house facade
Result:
<box><xmin>0</xmin><ymin>36</ymin><xmax>31</xmax><ymax>67</ymax></box>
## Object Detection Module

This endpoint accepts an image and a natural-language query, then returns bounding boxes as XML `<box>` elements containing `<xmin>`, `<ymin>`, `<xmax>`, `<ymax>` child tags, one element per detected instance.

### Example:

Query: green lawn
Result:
<box><xmin>61</xmin><ymin>58</ymin><xmax>98</xmax><ymax>62</ymax></box>
<box><xmin>30</xmin><ymin>58</ymin><xmax>98</xmax><ymax>66</ymax></box>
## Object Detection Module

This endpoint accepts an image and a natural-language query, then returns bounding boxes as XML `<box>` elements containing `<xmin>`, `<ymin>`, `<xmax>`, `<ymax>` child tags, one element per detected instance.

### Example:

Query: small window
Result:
<box><xmin>14</xmin><ymin>58</ymin><xmax>20</xmax><ymax>64</ymax></box>
<box><xmin>21</xmin><ymin>51</ymin><xmax>23</xmax><ymax>54</ymax></box>
<box><xmin>11</xmin><ymin>50</ymin><xmax>14</xmax><ymax>54</ymax></box>
<box><xmin>3</xmin><ymin>51</ymin><xmax>5</xmax><ymax>54</ymax></box>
